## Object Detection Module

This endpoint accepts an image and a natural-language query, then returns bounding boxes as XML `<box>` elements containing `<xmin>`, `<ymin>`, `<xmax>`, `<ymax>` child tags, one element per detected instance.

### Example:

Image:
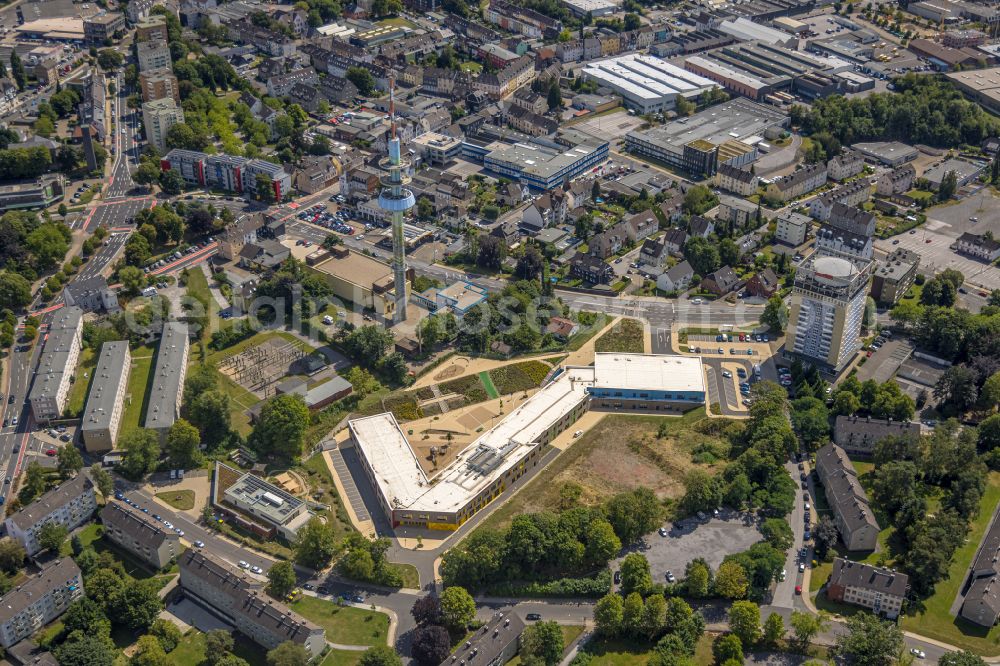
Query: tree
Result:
<box><xmin>149</xmin><ymin>618</ymin><xmax>182</xmax><ymax>653</ymax></box>
<box><xmin>440</xmin><ymin>586</ymin><xmax>476</xmax><ymax>631</ymax></box>
<box><xmin>132</xmin><ymin>634</ymin><xmax>169</xmax><ymax>666</ymax></box>
<box><xmin>760</xmin><ymin>518</ymin><xmax>794</xmax><ymax>551</ymax></box>
<box><xmin>256</xmin><ymin>174</ymin><xmax>277</xmax><ymax>203</ymax></box>
<box><xmin>119</xmin><ymin>428</ymin><xmax>161</xmax><ymax>480</ymax></box>
<box><xmin>411</xmin><ymin>595</ymin><xmax>442</xmax><ymax>627</ymax></box>
<box><xmin>64</xmin><ymin>597</ymin><xmax>111</xmax><ymax>637</ymax></box>
<box><xmin>250</xmin><ymin>393</ymin><xmax>310</xmax><ymax>459</ymax></box>
<box><xmin>293</xmin><ymin>516</ymin><xmax>338</xmax><ymax>568</ymax></box>
<box><xmin>762</xmin><ymin>612</ymin><xmax>784</xmax><ymax>647</ymax></box>
<box><xmin>266</xmin><ymin>641</ymin><xmax>310</xmax><ymax>666</ymax></box>
<box><xmin>683</xmin><ymin>236</ymin><xmax>720</xmax><ymax>276</ymax></box>
<box><xmin>97</xmin><ymin>49</ymin><xmax>124</xmax><ymax>71</ymax></box>
<box><xmin>761</xmin><ymin>294</ymin><xmax>788</xmax><ymax>334</ymax></box>
<box><xmin>619</xmin><ymin>552</ymin><xmax>652</xmax><ymax>596</ymax></box>
<box><xmin>835</xmin><ymin>612</ymin><xmax>903</xmax><ymax>666</ymax></box>
<box><xmin>90</xmin><ymin>463</ymin><xmax>113</xmax><ymax>498</ymax></box>
<box><xmin>713</xmin><ymin>634</ymin><xmax>743</xmax><ymax>663</ymax></box>
<box><xmin>940</xmin><ymin>652</ymin><xmax>988</xmax><ymax>666</ymax></box>
<box><xmin>622</xmin><ymin>592</ymin><xmax>644</xmax><ymax>638</ymax></box>
<box><xmin>159</xmin><ymin>168</ymin><xmax>185</xmax><ymax>195</ymax></box>
<box><xmin>346</xmin><ymin>67</ymin><xmax>376</xmax><ymax>96</ymax></box>
<box><xmin>119</xmin><ymin>265</ymin><xmax>146</xmax><ymax>296</ymax></box>
<box><xmin>789</xmin><ymin>611</ymin><xmax>826</xmax><ymax>650</ymax></box>
<box><xmin>266</xmin><ymin>560</ymin><xmax>296</xmax><ymax>599</ymax></box>
<box><xmin>981</xmin><ymin>371</ymin><xmax>1000</xmax><ymax>412</ymax></box>
<box><xmin>728</xmin><ymin>601</ymin><xmax>761</xmax><ymax>648</ymax></box>
<box><xmin>584</xmin><ymin>518</ymin><xmax>621</xmax><ymax>566</ymax></box>
<box><xmin>358</xmin><ymin>646</ymin><xmax>402</xmax><ymax>666</ymax></box>
<box><xmin>115</xmin><ymin>581</ymin><xmax>164</xmax><ymax>631</ymax></box>
<box><xmin>0</xmin><ymin>538</ymin><xmax>24</xmax><ymax>573</ymax></box>
<box><xmin>0</xmin><ymin>271</ymin><xmax>31</xmax><ymax>309</ymax></box>
<box><xmin>685</xmin><ymin>559</ymin><xmax>711</xmax><ymax>598</ymax></box>
<box><xmin>56</xmin><ymin>444</ymin><xmax>83</xmax><ymax>478</ymax></box>
<box><xmin>477</xmin><ymin>235</ymin><xmax>506</xmax><ymax>269</ymax></box>
<box><xmin>411</xmin><ymin>624</ymin><xmax>451</xmax><ymax>665</ymax></box>
<box><xmin>516</xmin><ymin>246</ymin><xmax>545</xmax><ymax>281</ymax></box>
<box><xmin>9</xmin><ymin>51</ymin><xmax>25</xmax><ymax>91</ymax></box>
<box><xmin>682</xmin><ymin>185</ymin><xmax>718</xmax><ymax>214</ymax></box>
<box><xmin>594</xmin><ymin>592</ymin><xmax>624</xmax><ymax>637</ymax></box>
<box><xmin>189</xmin><ymin>390</ymin><xmax>232</xmax><ymax>446</ymax></box>
<box><xmin>714</xmin><ymin>561</ymin><xmax>749</xmax><ymax>599</ymax></box>
<box><xmin>938</xmin><ymin>170</ymin><xmax>958</xmax><ymax>201</ymax></box>
<box><xmin>165</xmin><ymin>418</ymin><xmax>202</xmax><ymax>468</ymax></box>
<box><xmin>522</xmin><ymin>621</ymin><xmax>565</xmax><ymax>665</ymax></box>
<box><xmin>134</xmin><ymin>162</ymin><xmax>161</xmax><ymax>189</ymax></box>
<box><xmin>37</xmin><ymin>522</ymin><xmax>67</xmax><ymax>553</ymax></box>
<box><xmin>204</xmin><ymin>630</ymin><xmax>235</xmax><ymax>663</ymax></box>
<box><xmin>53</xmin><ymin>634</ymin><xmax>115</xmax><ymax>666</ymax></box>
<box><xmin>935</xmin><ymin>365</ymin><xmax>980</xmax><ymax>412</ymax></box>
<box><xmin>813</xmin><ymin>516</ymin><xmax>839</xmax><ymax>560</ymax></box>
<box><xmin>547</xmin><ymin>81</ymin><xmax>562</xmax><ymax>112</ymax></box>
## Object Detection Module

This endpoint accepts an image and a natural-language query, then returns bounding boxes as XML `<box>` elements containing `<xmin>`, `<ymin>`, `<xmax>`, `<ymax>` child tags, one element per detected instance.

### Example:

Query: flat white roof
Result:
<box><xmin>584</xmin><ymin>54</ymin><xmax>715</xmax><ymax>102</ymax></box>
<box><xmin>351</xmin><ymin>354</ymin><xmax>704</xmax><ymax>516</ymax></box>
<box><xmin>592</xmin><ymin>353</ymin><xmax>705</xmax><ymax>393</ymax></box>
<box><xmin>350</xmin><ymin>366</ymin><xmax>596</xmax><ymax>514</ymax></box>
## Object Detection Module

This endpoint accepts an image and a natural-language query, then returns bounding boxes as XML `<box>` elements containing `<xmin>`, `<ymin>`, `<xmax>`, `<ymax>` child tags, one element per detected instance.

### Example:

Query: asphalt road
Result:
<box><xmin>106</xmin><ymin>73</ymin><xmax>141</xmax><ymax>200</ymax></box>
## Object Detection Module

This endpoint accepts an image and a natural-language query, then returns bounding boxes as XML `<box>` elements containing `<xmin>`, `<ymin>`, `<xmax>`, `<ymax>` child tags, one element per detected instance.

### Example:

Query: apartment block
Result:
<box><xmin>833</xmin><ymin>414</ymin><xmax>921</xmax><ymax>457</ymax></box>
<box><xmin>135</xmin><ymin>15</ymin><xmax>168</xmax><ymax>43</ymax></box>
<box><xmin>775</xmin><ymin>211</ymin><xmax>810</xmax><ymax>246</ymax></box>
<box><xmin>144</xmin><ymin>322</ymin><xmax>189</xmax><ymax>440</ymax></box>
<box><xmin>815</xmin><ymin>443</ymin><xmax>880</xmax><ymax>552</ymax></box>
<box><xmin>0</xmin><ymin>559</ymin><xmax>83</xmax><ymax>648</ymax></box>
<box><xmin>140</xmin><ymin>68</ymin><xmax>180</xmax><ymax>104</ymax></box>
<box><xmin>161</xmin><ymin>149</ymin><xmax>292</xmax><ymax>200</ymax></box>
<box><xmin>100</xmin><ymin>503</ymin><xmax>179</xmax><ymax>570</ymax></box>
<box><xmin>179</xmin><ymin>550</ymin><xmax>325</xmax><ymax>656</ymax></box>
<box><xmin>827</xmin><ymin>558</ymin><xmax>908</xmax><ymax>619</ymax></box>
<box><xmin>4</xmin><ymin>475</ymin><xmax>97</xmax><ymax>556</ymax></box>
<box><xmin>80</xmin><ymin>341</ymin><xmax>131</xmax><ymax>453</ymax></box>
<box><xmin>136</xmin><ymin>40</ymin><xmax>171</xmax><ymax>72</ymax></box>
<box><xmin>28</xmin><ymin>306</ymin><xmax>83</xmax><ymax>423</ymax></box>
<box><xmin>142</xmin><ymin>99</ymin><xmax>185</xmax><ymax>153</ymax></box>
<box><xmin>870</xmin><ymin>248</ymin><xmax>920</xmax><ymax>305</ymax></box>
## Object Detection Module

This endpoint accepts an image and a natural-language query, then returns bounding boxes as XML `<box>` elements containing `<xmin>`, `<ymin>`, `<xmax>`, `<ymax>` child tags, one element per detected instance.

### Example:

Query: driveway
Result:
<box><xmin>615</xmin><ymin>512</ymin><xmax>763</xmax><ymax>583</ymax></box>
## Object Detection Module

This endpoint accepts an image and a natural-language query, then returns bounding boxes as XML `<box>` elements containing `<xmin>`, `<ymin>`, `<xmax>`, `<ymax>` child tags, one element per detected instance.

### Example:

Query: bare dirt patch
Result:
<box><xmin>433</xmin><ymin>357</ymin><xmax>470</xmax><ymax>381</ymax></box>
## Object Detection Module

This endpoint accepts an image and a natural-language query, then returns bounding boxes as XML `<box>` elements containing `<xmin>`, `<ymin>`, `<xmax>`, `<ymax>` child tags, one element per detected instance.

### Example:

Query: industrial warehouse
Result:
<box><xmin>625</xmin><ymin>97</ymin><xmax>789</xmax><ymax>176</ymax></box>
<box><xmin>580</xmin><ymin>53</ymin><xmax>716</xmax><ymax>114</ymax></box>
<box><xmin>348</xmin><ymin>354</ymin><xmax>705</xmax><ymax>530</ymax></box>
<box><xmin>684</xmin><ymin>41</ymin><xmax>855</xmax><ymax>102</ymax></box>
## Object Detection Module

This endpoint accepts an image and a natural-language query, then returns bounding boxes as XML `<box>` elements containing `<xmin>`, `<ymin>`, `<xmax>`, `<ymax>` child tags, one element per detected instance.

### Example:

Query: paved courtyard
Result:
<box><xmin>615</xmin><ymin>512</ymin><xmax>763</xmax><ymax>582</ymax></box>
<box><xmin>572</xmin><ymin>110</ymin><xmax>647</xmax><ymax>143</ymax></box>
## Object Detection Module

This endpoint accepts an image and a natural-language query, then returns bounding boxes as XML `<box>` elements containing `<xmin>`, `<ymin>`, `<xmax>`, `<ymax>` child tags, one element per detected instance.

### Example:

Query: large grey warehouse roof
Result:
<box><xmin>582</xmin><ymin>53</ymin><xmax>715</xmax><ymax>102</ymax></box>
<box><xmin>80</xmin><ymin>341</ymin><xmax>129</xmax><ymax>434</ymax></box>
<box><xmin>626</xmin><ymin>98</ymin><xmax>787</xmax><ymax>152</ymax></box>
<box><xmin>144</xmin><ymin>321</ymin><xmax>188</xmax><ymax>431</ymax></box>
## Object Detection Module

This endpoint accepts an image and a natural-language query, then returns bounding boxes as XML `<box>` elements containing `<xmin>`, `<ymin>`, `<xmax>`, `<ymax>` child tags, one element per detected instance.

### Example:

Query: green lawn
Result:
<box><xmin>66</xmin><ymin>347</ymin><xmax>97</xmax><ymax>417</ymax></box>
<box><xmin>119</xmin><ymin>349</ymin><xmax>155</xmax><ymax>436</ymax></box>
<box><xmin>185</xmin><ymin>268</ymin><xmax>217</xmax><ymax>358</ymax></box>
<box><xmin>900</xmin><ymin>472</ymin><xmax>1000</xmax><ymax>655</ymax></box>
<box><xmin>508</xmin><ymin>626</ymin><xmax>585</xmax><ymax>666</ymax></box>
<box><xmin>156</xmin><ymin>490</ymin><xmax>196</xmax><ymax>511</ymax></box>
<box><xmin>168</xmin><ymin>629</ymin><xmax>268</xmax><ymax>666</ymax></box>
<box><xmin>320</xmin><ymin>650</ymin><xmax>366</xmax><ymax>666</ymax></box>
<box><xmin>59</xmin><ymin>523</ymin><xmax>102</xmax><ymax>557</ymax></box>
<box><xmin>576</xmin><ymin>633</ymin><xmax>715</xmax><ymax>665</ymax></box>
<box><xmin>288</xmin><ymin>597</ymin><xmax>389</xmax><ymax>647</ymax></box>
<box><xmin>594</xmin><ymin>318</ymin><xmax>644</xmax><ymax>353</ymax></box>
<box><xmin>479</xmin><ymin>371</ymin><xmax>500</xmax><ymax>399</ymax></box>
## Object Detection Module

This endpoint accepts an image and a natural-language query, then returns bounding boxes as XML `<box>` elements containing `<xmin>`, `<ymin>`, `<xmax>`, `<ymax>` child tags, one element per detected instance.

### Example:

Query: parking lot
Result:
<box><xmin>874</xmin><ymin>225</ymin><xmax>1000</xmax><ymax>291</ymax></box>
<box><xmin>615</xmin><ymin>512</ymin><xmax>763</xmax><ymax>583</ymax></box>
<box><xmin>572</xmin><ymin>109</ymin><xmax>647</xmax><ymax>144</ymax></box>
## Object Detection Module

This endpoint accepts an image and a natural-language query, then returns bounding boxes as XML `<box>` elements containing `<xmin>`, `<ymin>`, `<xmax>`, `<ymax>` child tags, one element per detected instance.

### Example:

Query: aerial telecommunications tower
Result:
<box><xmin>377</xmin><ymin>75</ymin><xmax>414</xmax><ymax>324</ymax></box>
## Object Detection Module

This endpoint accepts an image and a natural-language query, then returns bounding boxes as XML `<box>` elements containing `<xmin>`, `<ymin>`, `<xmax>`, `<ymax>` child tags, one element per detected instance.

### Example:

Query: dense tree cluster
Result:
<box><xmin>593</xmin><ymin>591</ymin><xmax>705</xmax><ymax>662</ymax></box>
<box><xmin>859</xmin><ymin>420</ymin><xmax>987</xmax><ymax>596</ymax></box>
<box><xmin>828</xmin><ymin>374</ymin><xmax>915</xmax><ymax>422</ymax></box>
<box><xmin>680</xmin><ymin>381</ymin><xmax>797</xmax><ymax>517</ymax></box>
<box><xmin>793</xmin><ymin>74</ymin><xmax>1000</xmax><ymax>148</ymax></box>
<box><xmin>440</xmin><ymin>488</ymin><xmax>657</xmax><ymax>591</ymax></box>
<box><xmin>338</xmin><ymin>534</ymin><xmax>403</xmax><ymax>587</ymax></box>
<box><xmin>0</xmin><ymin>211</ymin><xmax>72</xmax><ymax>284</ymax></box>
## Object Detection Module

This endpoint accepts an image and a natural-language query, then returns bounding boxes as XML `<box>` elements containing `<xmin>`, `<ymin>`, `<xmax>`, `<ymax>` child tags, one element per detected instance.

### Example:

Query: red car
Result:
<box><xmin>45</xmin><ymin>449</ymin><xmax>56</xmax><ymax>456</ymax></box>
<box><xmin>795</xmin><ymin>585</ymin><xmax>802</xmax><ymax>595</ymax></box>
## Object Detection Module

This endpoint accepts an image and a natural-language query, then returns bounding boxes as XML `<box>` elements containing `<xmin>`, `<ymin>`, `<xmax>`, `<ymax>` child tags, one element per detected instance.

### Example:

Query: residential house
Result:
<box><xmin>871</xmin><ymin>248</ymin><xmax>920</xmax><ymax>305</ymax></box>
<box><xmin>545</xmin><ymin>316</ymin><xmax>579</xmax><ymax>340</ymax></box>
<box><xmin>639</xmin><ymin>236</ymin><xmax>671</xmax><ymax>273</ymax></box>
<box><xmin>589</xmin><ymin>223</ymin><xmax>627</xmax><ymax>259</ymax></box>
<box><xmin>4</xmin><ymin>475</ymin><xmax>97</xmax><ymax>556</ymax></box>
<box><xmin>521</xmin><ymin>190</ymin><xmax>570</xmax><ymax>231</ymax></box>
<box><xmin>827</xmin><ymin>558</ymin><xmax>908</xmax><ymax>619</ymax></box>
<box><xmin>815</xmin><ymin>443</ymin><xmax>880</xmax><ymax>552</ymax></box>
<box><xmin>689</xmin><ymin>215</ymin><xmax>715</xmax><ymax>239</ymax></box>
<box><xmin>656</xmin><ymin>260</ymin><xmax>694</xmax><ymax>292</ymax></box>
<box><xmin>498</xmin><ymin>182</ymin><xmax>529</xmax><ymax>207</ymax></box>
<box><xmin>0</xmin><ymin>559</ymin><xmax>83</xmax><ymax>648</ymax></box>
<box><xmin>100</xmin><ymin>502</ymin><xmax>180</xmax><ymax>569</ymax></box>
<box><xmin>659</xmin><ymin>191</ymin><xmax>685</xmax><ymax>223</ymax></box>
<box><xmin>266</xmin><ymin>68</ymin><xmax>317</xmax><ymax>97</ymax></box>
<box><xmin>716</xmin><ymin>195</ymin><xmax>757</xmax><ymax>227</ymax></box>
<box><xmin>775</xmin><ymin>211</ymin><xmax>811</xmax><ymax>246</ymax></box>
<box><xmin>662</xmin><ymin>228</ymin><xmax>688</xmax><ymax>257</ymax></box>
<box><xmin>746</xmin><ymin>268</ymin><xmax>779</xmax><ymax>298</ymax></box>
<box><xmin>62</xmin><ymin>276</ymin><xmax>119</xmax><ymax>313</ymax></box>
<box><xmin>809</xmin><ymin>180</ymin><xmax>872</xmax><ymax>221</ymax></box>
<box><xmin>955</xmin><ymin>231</ymin><xmax>1000</xmax><ymax>262</ymax></box>
<box><xmin>492</xmin><ymin>220</ymin><xmax>521</xmax><ymax>245</ymax></box>
<box><xmin>239</xmin><ymin>240</ymin><xmax>291</xmax><ymax>271</ymax></box>
<box><xmin>505</xmin><ymin>104</ymin><xmax>558</xmax><ymax>136</ymax></box>
<box><xmin>765</xmin><ymin>163</ymin><xmax>828</xmax><ymax>203</ymax></box>
<box><xmin>833</xmin><ymin>415</ymin><xmax>921</xmax><ymax>457</ymax></box>
<box><xmin>827</xmin><ymin>149</ymin><xmax>865</xmax><ymax>181</ymax></box>
<box><xmin>570</xmin><ymin>253</ymin><xmax>613</xmax><ymax>283</ymax></box>
<box><xmin>714</xmin><ymin>163</ymin><xmax>758</xmax><ymax>195</ymax></box>
<box><xmin>623</xmin><ymin>211</ymin><xmax>659</xmax><ymax>244</ymax></box>
<box><xmin>700</xmin><ymin>266</ymin><xmax>740</xmax><ymax>296</ymax></box>
<box><xmin>876</xmin><ymin>164</ymin><xmax>915</xmax><ymax>196</ymax></box>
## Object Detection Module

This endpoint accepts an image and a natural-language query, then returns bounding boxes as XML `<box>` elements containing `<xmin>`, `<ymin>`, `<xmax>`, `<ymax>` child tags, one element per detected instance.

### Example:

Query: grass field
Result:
<box><xmin>594</xmin><ymin>318</ymin><xmax>644</xmax><ymax>353</ymax></box>
<box><xmin>168</xmin><ymin>629</ymin><xmax>268</xmax><ymax>666</ymax></box>
<box><xmin>320</xmin><ymin>650</ymin><xmax>365</xmax><ymax>666</ymax></box>
<box><xmin>508</xmin><ymin>626</ymin><xmax>585</xmax><ymax>666</ymax></box>
<box><xmin>576</xmin><ymin>633</ymin><xmax>715</xmax><ymax>665</ymax></box>
<box><xmin>119</xmin><ymin>348</ymin><xmax>155</xmax><ymax>436</ymax></box>
<box><xmin>479</xmin><ymin>371</ymin><xmax>500</xmax><ymax>399</ymax></box>
<box><xmin>66</xmin><ymin>347</ymin><xmax>96</xmax><ymax>416</ymax></box>
<box><xmin>477</xmin><ymin>407</ymin><xmax>725</xmax><ymax>532</ymax></box>
<box><xmin>156</xmin><ymin>490</ymin><xmax>195</xmax><ymax>511</ymax></box>
<box><xmin>288</xmin><ymin>597</ymin><xmax>389</xmax><ymax>646</ymax></box>
<box><xmin>900</xmin><ymin>472</ymin><xmax>1000</xmax><ymax>655</ymax></box>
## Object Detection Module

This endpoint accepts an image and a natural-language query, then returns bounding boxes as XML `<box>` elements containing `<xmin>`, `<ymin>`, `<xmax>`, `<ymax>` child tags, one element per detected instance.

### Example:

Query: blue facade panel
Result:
<box><xmin>587</xmin><ymin>387</ymin><xmax>705</xmax><ymax>402</ymax></box>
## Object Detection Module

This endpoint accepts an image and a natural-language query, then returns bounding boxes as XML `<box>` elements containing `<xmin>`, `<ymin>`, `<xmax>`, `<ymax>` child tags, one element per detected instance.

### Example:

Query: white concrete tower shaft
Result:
<box><xmin>377</xmin><ymin>76</ymin><xmax>414</xmax><ymax>324</ymax></box>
